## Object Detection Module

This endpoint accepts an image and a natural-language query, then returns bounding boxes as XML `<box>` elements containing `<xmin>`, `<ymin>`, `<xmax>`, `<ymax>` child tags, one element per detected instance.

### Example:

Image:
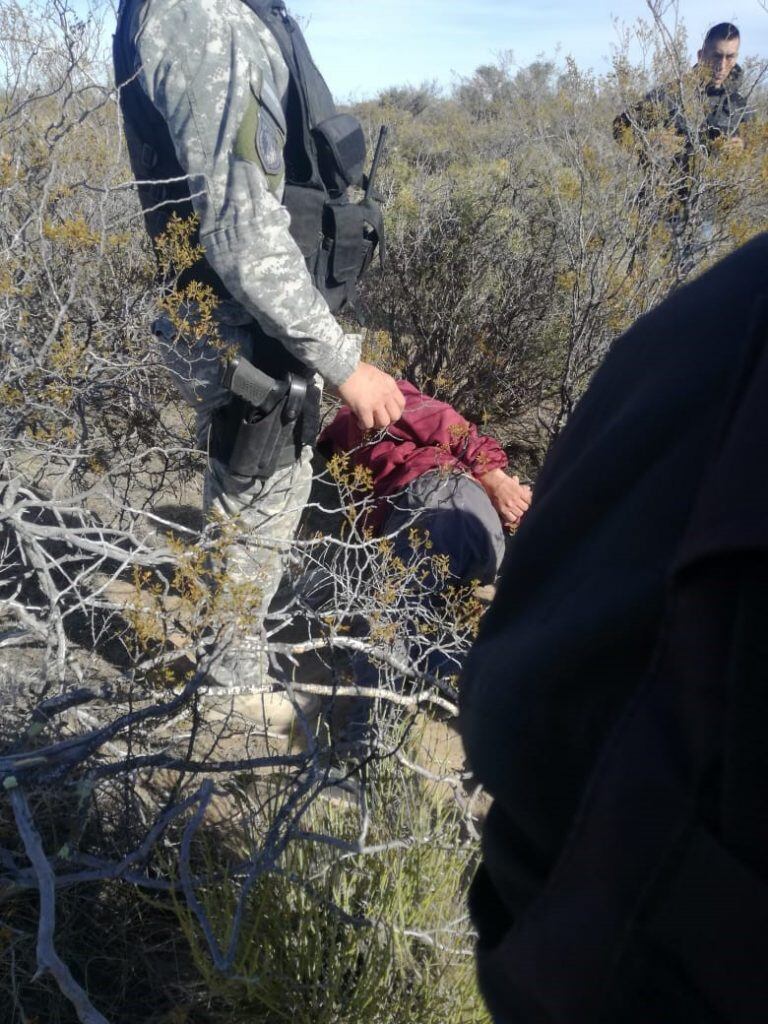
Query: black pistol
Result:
<box><xmin>221</xmin><ymin>357</ymin><xmax>290</xmax><ymax>413</ymax></box>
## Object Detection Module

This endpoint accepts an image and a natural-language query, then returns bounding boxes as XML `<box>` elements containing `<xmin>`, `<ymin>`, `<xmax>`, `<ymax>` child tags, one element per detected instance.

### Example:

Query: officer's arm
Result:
<box><xmin>134</xmin><ymin>0</ymin><xmax>358</xmax><ymax>387</ymax></box>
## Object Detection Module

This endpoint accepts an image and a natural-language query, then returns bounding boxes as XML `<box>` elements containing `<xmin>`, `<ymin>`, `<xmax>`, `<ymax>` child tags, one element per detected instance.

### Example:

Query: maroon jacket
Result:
<box><xmin>318</xmin><ymin>381</ymin><xmax>508</xmax><ymax>531</ymax></box>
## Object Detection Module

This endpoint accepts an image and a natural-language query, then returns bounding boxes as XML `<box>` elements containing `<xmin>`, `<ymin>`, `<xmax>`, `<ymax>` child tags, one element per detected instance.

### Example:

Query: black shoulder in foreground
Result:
<box><xmin>461</xmin><ymin>233</ymin><xmax>768</xmax><ymax>1024</ymax></box>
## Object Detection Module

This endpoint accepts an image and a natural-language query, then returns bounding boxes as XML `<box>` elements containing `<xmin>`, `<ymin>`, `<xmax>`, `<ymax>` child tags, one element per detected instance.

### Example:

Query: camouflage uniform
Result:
<box><xmin>124</xmin><ymin>0</ymin><xmax>361</xmax><ymax>684</ymax></box>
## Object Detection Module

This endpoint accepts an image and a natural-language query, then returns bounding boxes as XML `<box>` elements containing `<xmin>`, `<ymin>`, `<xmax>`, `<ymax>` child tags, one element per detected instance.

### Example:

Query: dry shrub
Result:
<box><xmin>1</xmin><ymin>1</ymin><xmax>766</xmax><ymax>1022</ymax></box>
<box><xmin>355</xmin><ymin>7</ymin><xmax>768</xmax><ymax>471</ymax></box>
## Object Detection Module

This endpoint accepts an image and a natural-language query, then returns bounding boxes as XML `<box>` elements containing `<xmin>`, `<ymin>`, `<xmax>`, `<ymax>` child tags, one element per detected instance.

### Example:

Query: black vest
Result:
<box><xmin>113</xmin><ymin>0</ymin><xmax>383</xmax><ymax>364</ymax></box>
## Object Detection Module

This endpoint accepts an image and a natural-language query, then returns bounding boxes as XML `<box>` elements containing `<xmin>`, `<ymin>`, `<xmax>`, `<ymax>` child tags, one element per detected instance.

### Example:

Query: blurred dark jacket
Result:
<box><xmin>614</xmin><ymin>64</ymin><xmax>753</xmax><ymax>148</ymax></box>
<box><xmin>460</xmin><ymin>234</ymin><xmax>768</xmax><ymax>1023</ymax></box>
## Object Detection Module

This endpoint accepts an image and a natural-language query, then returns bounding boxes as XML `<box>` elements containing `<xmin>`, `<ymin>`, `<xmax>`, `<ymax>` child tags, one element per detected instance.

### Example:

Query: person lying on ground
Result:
<box><xmin>314</xmin><ymin>381</ymin><xmax>532</xmax><ymax>759</ymax></box>
<box><xmin>318</xmin><ymin>380</ymin><xmax>532</xmax><ymax>588</ymax></box>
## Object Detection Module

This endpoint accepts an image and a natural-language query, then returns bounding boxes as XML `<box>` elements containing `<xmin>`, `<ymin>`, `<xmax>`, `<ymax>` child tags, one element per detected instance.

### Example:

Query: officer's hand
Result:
<box><xmin>479</xmin><ymin>469</ymin><xmax>532</xmax><ymax>529</ymax></box>
<box><xmin>334</xmin><ymin>362</ymin><xmax>405</xmax><ymax>430</ymax></box>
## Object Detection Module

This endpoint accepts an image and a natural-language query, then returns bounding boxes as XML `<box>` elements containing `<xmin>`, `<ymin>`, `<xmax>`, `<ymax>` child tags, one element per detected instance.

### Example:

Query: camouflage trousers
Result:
<box><xmin>152</xmin><ymin>313</ymin><xmax>314</xmax><ymax>689</ymax></box>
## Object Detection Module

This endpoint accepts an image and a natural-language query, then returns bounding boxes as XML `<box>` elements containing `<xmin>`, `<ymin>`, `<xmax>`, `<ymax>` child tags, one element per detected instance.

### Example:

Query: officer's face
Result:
<box><xmin>698</xmin><ymin>37</ymin><xmax>740</xmax><ymax>86</ymax></box>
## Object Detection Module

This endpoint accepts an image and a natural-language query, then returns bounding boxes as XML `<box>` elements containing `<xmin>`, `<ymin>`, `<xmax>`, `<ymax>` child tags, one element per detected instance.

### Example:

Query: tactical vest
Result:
<box><xmin>113</xmin><ymin>0</ymin><xmax>383</xmax><ymax>340</ymax></box>
<box><xmin>702</xmin><ymin>67</ymin><xmax>751</xmax><ymax>140</ymax></box>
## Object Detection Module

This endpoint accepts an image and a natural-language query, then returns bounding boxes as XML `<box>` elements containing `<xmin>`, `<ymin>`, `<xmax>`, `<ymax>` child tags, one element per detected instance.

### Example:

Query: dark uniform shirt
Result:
<box><xmin>614</xmin><ymin>63</ymin><xmax>753</xmax><ymax>149</ymax></box>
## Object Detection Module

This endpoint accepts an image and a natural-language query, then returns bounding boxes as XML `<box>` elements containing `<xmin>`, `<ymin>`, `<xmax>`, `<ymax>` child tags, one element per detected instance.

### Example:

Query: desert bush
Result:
<box><xmin>1</xmin><ymin>0</ymin><xmax>766</xmax><ymax>1021</ymax></box>
<box><xmin>170</xmin><ymin>761</ymin><xmax>485</xmax><ymax>1024</ymax></box>
<box><xmin>355</xmin><ymin>5</ymin><xmax>768</xmax><ymax>469</ymax></box>
<box><xmin>0</xmin><ymin>4</ymin><xmax>484</xmax><ymax>1007</ymax></box>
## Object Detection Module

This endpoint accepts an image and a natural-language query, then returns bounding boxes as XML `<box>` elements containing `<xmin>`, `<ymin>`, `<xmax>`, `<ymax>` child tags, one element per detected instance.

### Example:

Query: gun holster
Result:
<box><xmin>211</xmin><ymin>366</ymin><xmax>321</xmax><ymax>481</ymax></box>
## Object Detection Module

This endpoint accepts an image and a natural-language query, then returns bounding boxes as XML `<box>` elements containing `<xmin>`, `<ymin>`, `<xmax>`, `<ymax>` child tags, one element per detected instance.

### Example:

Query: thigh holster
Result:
<box><xmin>211</xmin><ymin>373</ymin><xmax>321</xmax><ymax>480</ymax></box>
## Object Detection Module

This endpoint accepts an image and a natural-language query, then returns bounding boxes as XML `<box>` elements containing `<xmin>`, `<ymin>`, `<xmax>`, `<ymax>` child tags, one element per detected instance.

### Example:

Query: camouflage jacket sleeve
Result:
<box><xmin>133</xmin><ymin>0</ymin><xmax>360</xmax><ymax>387</ymax></box>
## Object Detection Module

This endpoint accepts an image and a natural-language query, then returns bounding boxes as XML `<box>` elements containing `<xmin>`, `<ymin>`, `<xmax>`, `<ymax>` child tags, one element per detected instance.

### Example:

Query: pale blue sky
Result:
<box><xmin>287</xmin><ymin>0</ymin><xmax>768</xmax><ymax>100</ymax></box>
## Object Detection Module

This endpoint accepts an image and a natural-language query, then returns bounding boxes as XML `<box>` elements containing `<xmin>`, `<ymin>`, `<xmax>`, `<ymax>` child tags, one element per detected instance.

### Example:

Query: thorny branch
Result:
<box><xmin>9</xmin><ymin>786</ymin><xmax>111</xmax><ymax>1024</ymax></box>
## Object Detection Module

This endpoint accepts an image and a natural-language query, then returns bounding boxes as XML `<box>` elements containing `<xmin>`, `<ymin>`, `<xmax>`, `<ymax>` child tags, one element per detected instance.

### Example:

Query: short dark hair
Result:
<box><xmin>703</xmin><ymin>23</ymin><xmax>740</xmax><ymax>49</ymax></box>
